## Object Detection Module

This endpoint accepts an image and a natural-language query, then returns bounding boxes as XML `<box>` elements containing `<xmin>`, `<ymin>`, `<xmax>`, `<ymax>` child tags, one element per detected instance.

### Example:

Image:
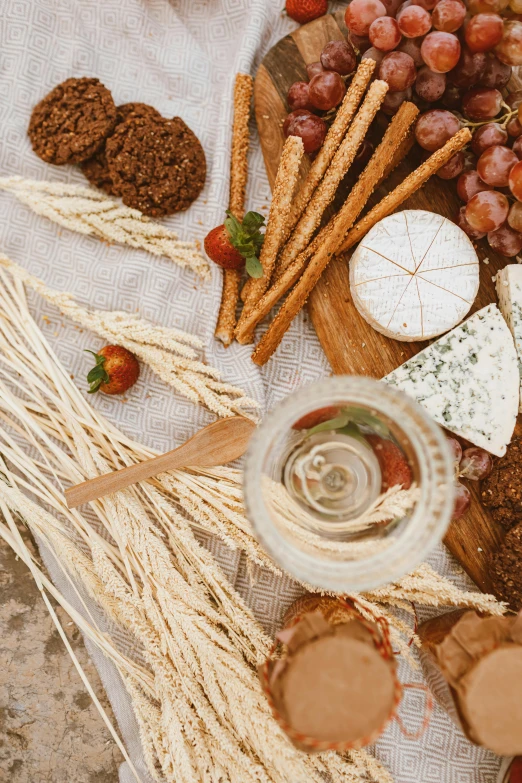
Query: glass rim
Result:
<box><xmin>243</xmin><ymin>376</ymin><xmax>455</xmax><ymax>592</ymax></box>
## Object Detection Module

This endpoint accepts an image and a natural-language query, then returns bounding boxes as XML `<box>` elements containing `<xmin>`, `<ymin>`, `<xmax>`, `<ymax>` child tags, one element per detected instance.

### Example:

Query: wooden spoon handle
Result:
<box><xmin>64</xmin><ymin>417</ymin><xmax>255</xmax><ymax>509</ymax></box>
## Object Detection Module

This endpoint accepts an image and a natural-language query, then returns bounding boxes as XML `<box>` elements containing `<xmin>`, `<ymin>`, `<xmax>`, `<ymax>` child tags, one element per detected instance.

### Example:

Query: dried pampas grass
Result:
<box><xmin>0</xmin><ymin>176</ymin><xmax>209</xmax><ymax>277</ymax></box>
<box><xmin>0</xmin><ymin>255</ymin><xmax>259</xmax><ymax>420</ymax></box>
<box><xmin>0</xmin><ymin>265</ymin><xmax>505</xmax><ymax>782</ymax></box>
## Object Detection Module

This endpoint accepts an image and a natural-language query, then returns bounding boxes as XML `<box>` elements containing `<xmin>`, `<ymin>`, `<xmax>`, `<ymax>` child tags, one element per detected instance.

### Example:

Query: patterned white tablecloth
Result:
<box><xmin>0</xmin><ymin>1</ymin><xmax>503</xmax><ymax>781</ymax></box>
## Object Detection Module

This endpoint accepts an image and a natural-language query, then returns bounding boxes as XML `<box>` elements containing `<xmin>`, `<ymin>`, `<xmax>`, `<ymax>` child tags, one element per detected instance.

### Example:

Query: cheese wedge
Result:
<box><xmin>350</xmin><ymin>210</ymin><xmax>479</xmax><ymax>341</ymax></box>
<box><xmin>496</xmin><ymin>264</ymin><xmax>522</xmax><ymax>412</ymax></box>
<box><xmin>383</xmin><ymin>304</ymin><xmax>518</xmax><ymax>457</ymax></box>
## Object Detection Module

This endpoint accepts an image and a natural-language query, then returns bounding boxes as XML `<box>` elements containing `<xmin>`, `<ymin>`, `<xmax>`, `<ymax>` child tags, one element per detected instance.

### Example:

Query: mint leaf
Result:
<box><xmin>307</xmin><ymin>413</ymin><xmax>351</xmax><ymax>435</ymax></box>
<box><xmin>246</xmin><ymin>256</ymin><xmax>263</xmax><ymax>279</ymax></box>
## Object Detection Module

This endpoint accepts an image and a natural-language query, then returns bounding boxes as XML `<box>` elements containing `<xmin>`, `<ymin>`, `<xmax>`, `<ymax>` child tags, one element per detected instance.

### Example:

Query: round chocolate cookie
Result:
<box><xmin>490</xmin><ymin>523</ymin><xmax>522</xmax><ymax>610</ymax></box>
<box><xmin>105</xmin><ymin>115</ymin><xmax>206</xmax><ymax>216</ymax></box>
<box><xmin>80</xmin><ymin>103</ymin><xmax>162</xmax><ymax>194</ymax></box>
<box><xmin>481</xmin><ymin>437</ymin><xmax>522</xmax><ymax>530</ymax></box>
<box><xmin>29</xmin><ymin>77</ymin><xmax>117</xmax><ymax>165</ymax></box>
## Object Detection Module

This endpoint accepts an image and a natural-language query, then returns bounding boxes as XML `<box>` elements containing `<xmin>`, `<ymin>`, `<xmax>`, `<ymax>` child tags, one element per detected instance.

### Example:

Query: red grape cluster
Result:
<box><xmin>446</xmin><ymin>437</ymin><xmax>493</xmax><ymax>520</ymax></box>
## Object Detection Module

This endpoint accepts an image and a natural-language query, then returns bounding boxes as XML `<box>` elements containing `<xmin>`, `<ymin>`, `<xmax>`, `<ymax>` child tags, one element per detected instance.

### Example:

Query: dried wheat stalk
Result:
<box><xmin>0</xmin><ymin>255</ymin><xmax>259</xmax><ymax>419</ymax></box>
<box><xmin>0</xmin><ymin>176</ymin><xmax>209</xmax><ymax>277</ymax></box>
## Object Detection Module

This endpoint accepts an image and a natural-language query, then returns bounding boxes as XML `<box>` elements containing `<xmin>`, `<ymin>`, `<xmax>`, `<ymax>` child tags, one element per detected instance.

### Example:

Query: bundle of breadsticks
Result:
<box><xmin>227</xmin><ymin>59</ymin><xmax>471</xmax><ymax>364</ymax></box>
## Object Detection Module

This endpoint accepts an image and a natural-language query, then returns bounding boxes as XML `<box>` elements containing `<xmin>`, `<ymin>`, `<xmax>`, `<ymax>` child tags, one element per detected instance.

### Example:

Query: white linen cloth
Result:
<box><xmin>0</xmin><ymin>1</ymin><xmax>503</xmax><ymax>781</ymax></box>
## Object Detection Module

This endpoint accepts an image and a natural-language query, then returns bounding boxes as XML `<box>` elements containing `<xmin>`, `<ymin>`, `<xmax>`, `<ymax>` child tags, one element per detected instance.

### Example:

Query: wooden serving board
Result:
<box><xmin>255</xmin><ymin>10</ymin><xmax>522</xmax><ymax>594</ymax></box>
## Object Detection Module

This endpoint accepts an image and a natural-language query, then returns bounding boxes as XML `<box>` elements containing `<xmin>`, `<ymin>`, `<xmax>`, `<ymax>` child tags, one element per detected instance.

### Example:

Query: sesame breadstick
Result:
<box><xmin>242</xmin><ymin>102</ymin><xmax>418</xmax><ymax>343</ymax></box>
<box><xmin>252</xmin><ymin>119</ymin><xmax>470</xmax><ymax>367</ymax></box>
<box><xmin>235</xmin><ymin>135</ymin><xmax>304</xmax><ymax>344</ymax></box>
<box><xmin>214</xmin><ymin>73</ymin><xmax>253</xmax><ymax>347</ymax></box>
<box><xmin>274</xmin><ymin>79</ymin><xmax>389</xmax><ymax>279</ymax></box>
<box><xmin>337</xmin><ymin>126</ymin><xmax>472</xmax><ymax>255</ymax></box>
<box><xmin>281</xmin><ymin>59</ymin><xmax>376</xmax><ymax>249</ymax></box>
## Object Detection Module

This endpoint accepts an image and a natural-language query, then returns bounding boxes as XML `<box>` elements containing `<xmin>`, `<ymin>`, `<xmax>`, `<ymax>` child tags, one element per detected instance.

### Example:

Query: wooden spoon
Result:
<box><xmin>64</xmin><ymin>416</ymin><xmax>256</xmax><ymax>509</ymax></box>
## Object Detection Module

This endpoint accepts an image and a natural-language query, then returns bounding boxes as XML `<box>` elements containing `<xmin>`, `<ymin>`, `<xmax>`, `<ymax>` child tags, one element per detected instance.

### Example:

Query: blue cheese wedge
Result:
<box><xmin>383</xmin><ymin>304</ymin><xmax>518</xmax><ymax>457</ymax></box>
<box><xmin>496</xmin><ymin>264</ymin><xmax>522</xmax><ymax>413</ymax></box>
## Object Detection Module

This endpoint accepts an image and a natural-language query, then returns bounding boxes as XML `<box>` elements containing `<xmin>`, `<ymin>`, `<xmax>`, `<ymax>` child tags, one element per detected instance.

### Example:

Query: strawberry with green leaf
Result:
<box><xmin>86</xmin><ymin>346</ymin><xmax>140</xmax><ymax>395</ymax></box>
<box><xmin>204</xmin><ymin>210</ymin><xmax>265</xmax><ymax>278</ymax></box>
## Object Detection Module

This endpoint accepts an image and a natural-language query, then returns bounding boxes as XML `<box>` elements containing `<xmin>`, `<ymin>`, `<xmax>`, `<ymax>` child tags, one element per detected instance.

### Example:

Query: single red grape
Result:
<box><xmin>465</xmin><ymin>13</ymin><xmax>504</xmax><ymax>52</ymax></box>
<box><xmin>507</xmin><ymin>116</ymin><xmax>522</xmax><ymax>137</ymax></box>
<box><xmin>381</xmin><ymin>87</ymin><xmax>413</xmax><ymax>114</ymax></box>
<box><xmin>287</xmin><ymin>81</ymin><xmax>313</xmax><ymax>111</ymax></box>
<box><xmin>309</xmin><ymin>71</ymin><xmax>346</xmax><ymax>110</ymax></box>
<box><xmin>477</xmin><ymin>144</ymin><xmax>518</xmax><ymax>185</ymax></box>
<box><xmin>362</xmin><ymin>46</ymin><xmax>386</xmax><ymax>66</ymax></box>
<box><xmin>509</xmin><ymin>159</ymin><xmax>522</xmax><ymax>199</ymax></box>
<box><xmin>415</xmin><ymin>109</ymin><xmax>460</xmax><ymax>150</ymax></box>
<box><xmin>471</xmin><ymin>122</ymin><xmax>509</xmax><ymax>155</ymax></box>
<box><xmin>283</xmin><ymin>110</ymin><xmax>327</xmax><ymax>153</ymax></box>
<box><xmin>468</xmin><ymin>0</ymin><xmax>509</xmax><ymax>12</ymax></box>
<box><xmin>442</xmin><ymin>83</ymin><xmax>463</xmax><ymax>107</ymax></box>
<box><xmin>452</xmin><ymin>481</ymin><xmax>471</xmax><ymax>520</ymax></box>
<box><xmin>348</xmin><ymin>31</ymin><xmax>371</xmax><ymax>51</ymax></box>
<box><xmin>432</xmin><ymin>0</ymin><xmax>467</xmax><ymax>31</ymax></box>
<box><xmin>321</xmin><ymin>40</ymin><xmax>357</xmax><ymax>74</ymax></box>
<box><xmin>514</xmin><ymin>134</ymin><xmax>522</xmax><ymax>158</ymax></box>
<box><xmin>459</xmin><ymin>447</ymin><xmax>493</xmax><ymax>479</ymax></box>
<box><xmin>457</xmin><ymin>169</ymin><xmax>493</xmax><ymax>200</ymax></box>
<box><xmin>421</xmin><ymin>31</ymin><xmax>462</xmax><ymax>72</ymax></box>
<box><xmin>437</xmin><ymin>150</ymin><xmax>466</xmax><ymax>178</ymax></box>
<box><xmin>353</xmin><ymin>138</ymin><xmax>375</xmax><ymax>168</ymax></box>
<box><xmin>379</xmin><ymin>51</ymin><xmax>417</xmax><ymax>90</ymax></box>
<box><xmin>382</xmin><ymin>0</ymin><xmax>404</xmax><ymax>15</ymax></box>
<box><xmin>466</xmin><ymin>189</ymin><xmax>509</xmax><ymax>231</ymax></box>
<box><xmin>415</xmin><ymin>67</ymin><xmax>447</xmax><ymax>100</ymax></box>
<box><xmin>487</xmin><ymin>222</ymin><xmax>522</xmax><ymax>254</ymax></box>
<box><xmin>462</xmin><ymin>87</ymin><xmax>502</xmax><ymax>119</ymax></box>
<box><xmin>307</xmin><ymin>61</ymin><xmax>325</xmax><ymax>79</ymax></box>
<box><xmin>448</xmin><ymin>48</ymin><xmax>487</xmax><ymax>87</ymax></box>
<box><xmin>495</xmin><ymin>20</ymin><xmax>522</xmax><ymax>65</ymax></box>
<box><xmin>345</xmin><ymin>0</ymin><xmax>387</xmax><ymax>36</ymax></box>
<box><xmin>510</xmin><ymin>0</ymin><xmax>522</xmax><ymax>9</ymax></box>
<box><xmin>369</xmin><ymin>16</ymin><xmax>402</xmax><ymax>50</ymax></box>
<box><xmin>398</xmin><ymin>36</ymin><xmax>425</xmax><ymax>65</ymax></box>
<box><xmin>446</xmin><ymin>437</ymin><xmax>463</xmax><ymax>463</ymax></box>
<box><xmin>456</xmin><ymin>205</ymin><xmax>487</xmax><ymax>238</ymax></box>
<box><xmin>508</xmin><ymin>200</ymin><xmax>522</xmax><ymax>229</ymax></box>
<box><xmin>506</xmin><ymin>90</ymin><xmax>522</xmax><ymax>109</ymax></box>
<box><xmin>398</xmin><ymin>4</ymin><xmax>432</xmax><ymax>36</ymax></box>
<box><xmin>479</xmin><ymin>53</ymin><xmax>512</xmax><ymax>87</ymax></box>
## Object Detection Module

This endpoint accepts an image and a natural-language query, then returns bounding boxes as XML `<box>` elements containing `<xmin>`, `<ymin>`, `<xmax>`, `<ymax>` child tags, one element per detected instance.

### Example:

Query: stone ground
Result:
<box><xmin>0</xmin><ymin>526</ymin><xmax>123</xmax><ymax>782</ymax></box>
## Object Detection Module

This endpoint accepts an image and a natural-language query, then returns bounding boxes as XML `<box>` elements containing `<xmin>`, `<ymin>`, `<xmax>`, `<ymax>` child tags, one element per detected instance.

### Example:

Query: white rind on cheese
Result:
<box><xmin>350</xmin><ymin>210</ymin><xmax>479</xmax><ymax>342</ymax></box>
<box><xmin>496</xmin><ymin>264</ymin><xmax>522</xmax><ymax>413</ymax></box>
<box><xmin>383</xmin><ymin>304</ymin><xmax>518</xmax><ymax>457</ymax></box>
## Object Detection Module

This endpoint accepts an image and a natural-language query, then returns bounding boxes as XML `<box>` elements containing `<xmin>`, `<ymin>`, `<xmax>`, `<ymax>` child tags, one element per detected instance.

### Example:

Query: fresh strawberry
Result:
<box><xmin>510</xmin><ymin>757</ymin><xmax>522</xmax><ymax>783</ymax></box>
<box><xmin>286</xmin><ymin>0</ymin><xmax>328</xmax><ymax>25</ymax></box>
<box><xmin>292</xmin><ymin>406</ymin><xmax>341</xmax><ymax>430</ymax></box>
<box><xmin>204</xmin><ymin>210</ymin><xmax>265</xmax><ymax>277</ymax></box>
<box><xmin>366</xmin><ymin>434</ymin><xmax>413</xmax><ymax>491</ymax></box>
<box><xmin>86</xmin><ymin>346</ymin><xmax>140</xmax><ymax>395</ymax></box>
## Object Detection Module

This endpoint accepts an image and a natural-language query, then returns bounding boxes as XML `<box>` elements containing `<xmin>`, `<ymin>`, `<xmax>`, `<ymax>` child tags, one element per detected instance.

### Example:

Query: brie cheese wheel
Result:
<box><xmin>383</xmin><ymin>304</ymin><xmax>518</xmax><ymax>457</ymax></box>
<box><xmin>496</xmin><ymin>264</ymin><xmax>522</xmax><ymax>412</ymax></box>
<box><xmin>350</xmin><ymin>210</ymin><xmax>479</xmax><ymax>341</ymax></box>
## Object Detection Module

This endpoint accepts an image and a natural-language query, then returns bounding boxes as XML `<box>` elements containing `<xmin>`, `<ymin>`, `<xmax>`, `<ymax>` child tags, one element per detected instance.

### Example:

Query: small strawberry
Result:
<box><xmin>204</xmin><ymin>210</ymin><xmax>265</xmax><ymax>278</ymax></box>
<box><xmin>86</xmin><ymin>346</ymin><xmax>140</xmax><ymax>395</ymax></box>
<box><xmin>366</xmin><ymin>435</ymin><xmax>413</xmax><ymax>491</ymax></box>
<box><xmin>286</xmin><ymin>0</ymin><xmax>328</xmax><ymax>25</ymax></box>
<box><xmin>292</xmin><ymin>406</ymin><xmax>341</xmax><ymax>430</ymax></box>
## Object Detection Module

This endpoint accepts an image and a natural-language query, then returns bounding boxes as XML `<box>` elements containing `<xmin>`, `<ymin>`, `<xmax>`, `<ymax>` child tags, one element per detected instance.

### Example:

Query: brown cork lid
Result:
<box><xmin>460</xmin><ymin>646</ymin><xmax>522</xmax><ymax>756</ymax></box>
<box><xmin>279</xmin><ymin>632</ymin><xmax>396</xmax><ymax>743</ymax></box>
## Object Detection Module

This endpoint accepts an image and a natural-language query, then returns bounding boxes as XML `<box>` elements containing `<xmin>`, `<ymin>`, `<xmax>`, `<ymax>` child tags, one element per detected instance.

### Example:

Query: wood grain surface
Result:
<box><xmin>254</xmin><ymin>10</ymin><xmax>522</xmax><ymax>593</ymax></box>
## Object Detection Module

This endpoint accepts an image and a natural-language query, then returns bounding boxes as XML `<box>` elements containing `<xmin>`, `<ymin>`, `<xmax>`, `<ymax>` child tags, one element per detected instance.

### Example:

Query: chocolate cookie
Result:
<box><xmin>29</xmin><ymin>77</ymin><xmax>117</xmax><ymax>165</ymax></box>
<box><xmin>105</xmin><ymin>115</ymin><xmax>206</xmax><ymax>216</ymax></box>
<box><xmin>80</xmin><ymin>103</ymin><xmax>162</xmax><ymax>195</ymax></box>
<box><xmin>481</xmin><ymin>437</ymin><xmax>522</xmax><ymax>530</ymax></box>
<box><xmin>490</xmin><ymin>523</ymin><xmax>522</xmax><ymax>610</ymax></box>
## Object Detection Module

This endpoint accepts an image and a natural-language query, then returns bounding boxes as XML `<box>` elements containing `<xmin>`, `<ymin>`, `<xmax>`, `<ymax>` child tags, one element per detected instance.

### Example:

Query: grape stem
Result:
<box><xmin>460</xmin><ymin>107</ymin><xmax>517</xmax><ymax>130</ymax></box>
